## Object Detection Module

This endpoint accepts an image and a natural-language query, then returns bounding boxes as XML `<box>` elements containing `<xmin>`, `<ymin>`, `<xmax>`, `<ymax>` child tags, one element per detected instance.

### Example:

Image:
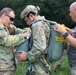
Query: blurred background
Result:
<box><xmin>0</xmin><ymin>0</ymin><xmax>76</xmax><ymax>28</ymax></box>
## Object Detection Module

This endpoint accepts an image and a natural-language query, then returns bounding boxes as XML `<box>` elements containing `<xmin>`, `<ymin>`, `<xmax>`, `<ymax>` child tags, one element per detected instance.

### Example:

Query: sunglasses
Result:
<box><xmin>6</xmin><ymin>14</ymin><xmax>15</xmax><ymax>21</ymax></box>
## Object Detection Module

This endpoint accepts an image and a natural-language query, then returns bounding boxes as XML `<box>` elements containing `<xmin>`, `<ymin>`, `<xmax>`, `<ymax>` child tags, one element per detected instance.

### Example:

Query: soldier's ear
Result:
<box><xmin>29</xmin><ymin>13</ymin><xmax>34</xmax><ymax>19</ymax></box>
<box><xmin>2</xmin><ymin>13</ymin><xmax>6</xmax><ymax>18</ymax></box>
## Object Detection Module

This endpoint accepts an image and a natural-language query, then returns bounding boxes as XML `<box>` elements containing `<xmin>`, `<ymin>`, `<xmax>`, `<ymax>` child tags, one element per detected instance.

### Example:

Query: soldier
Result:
<box><xmin>16</xmin><ymin>5</ymin><xmax>51</xmax><ymax>75</ymax></box>
<box><xmin>0</xmin><ymin>7</ymin><xmax>30</xmax><ymax>75</ymax></box>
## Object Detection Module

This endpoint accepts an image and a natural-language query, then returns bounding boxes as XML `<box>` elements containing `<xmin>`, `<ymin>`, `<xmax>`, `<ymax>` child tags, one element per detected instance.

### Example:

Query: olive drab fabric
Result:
<box><xmin>0</xmin><ymin>24</ymin><xmax>25</xmax><ymax>71</ymax></box>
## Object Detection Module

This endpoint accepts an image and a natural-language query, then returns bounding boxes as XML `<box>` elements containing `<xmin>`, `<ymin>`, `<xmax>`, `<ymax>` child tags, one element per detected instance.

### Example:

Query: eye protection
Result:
<box><xmin>6</xmin><ymin>14</ymin><xmax>15</xmax><ymax>21</ymax></box>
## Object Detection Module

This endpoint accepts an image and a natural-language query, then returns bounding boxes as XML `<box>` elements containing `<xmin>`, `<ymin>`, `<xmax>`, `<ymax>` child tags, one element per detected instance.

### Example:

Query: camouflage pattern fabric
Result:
<box><xmin>34</xmin><ymin>62</ymin><xmax>50</xmax><ymax>75</ymax></box>
<box><xmin>0</xmin><ymin>24</ymin><xmax>25</xmax><ymax>71</ymax></box>
<box><xmin>0</xmin><ymin>70</ymin><xmax>16</xmax><ymax>75</ymax></box>
<box><xmin>8</xmin><ymin>24</ymin><xmax>26</xmax><ymax>35</ymax></box>
<box><xmin>27</xmin><ymin>16</ymin><xmax>51</xmax><ymax>75</ymax></box>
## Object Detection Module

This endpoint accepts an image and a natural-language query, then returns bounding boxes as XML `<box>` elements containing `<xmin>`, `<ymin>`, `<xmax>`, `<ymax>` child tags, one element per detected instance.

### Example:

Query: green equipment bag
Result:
<box><xmin>16</xmin><ymin>39</ymin><xmax>29</xmax><ymax>54</ymax></box>
<box><xmin>32</xmin><ymin>20</ymin><xmax>66</xmax><ymax>62</ymax></box>
<box><xmin>46</xmin><ymin>20</ymin><xmax>66</xmax><ymax>62</ymax></box>
<box><xmin>16</xmin><ymin>28</ymin><xmax>31</xmax><ymax>54</ymax></box>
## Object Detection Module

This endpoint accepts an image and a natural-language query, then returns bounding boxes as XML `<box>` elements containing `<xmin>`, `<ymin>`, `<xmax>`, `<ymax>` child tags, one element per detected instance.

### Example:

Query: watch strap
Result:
<box><xmin>63</xmin><ymin>32</ymin><xmax>69</xmax><ymax>38</ymax></box>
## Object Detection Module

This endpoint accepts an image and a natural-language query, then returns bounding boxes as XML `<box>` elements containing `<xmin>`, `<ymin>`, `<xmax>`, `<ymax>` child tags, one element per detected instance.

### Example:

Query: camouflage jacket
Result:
<box><xmin>27</xmin><ymin>16</ymin><xmax>50</xmax><ymax>63</ymax></box>
<box><xmin>0</xmin><ymin>24</ymin><xmax>25</xmax><ymax>71</ymax></box>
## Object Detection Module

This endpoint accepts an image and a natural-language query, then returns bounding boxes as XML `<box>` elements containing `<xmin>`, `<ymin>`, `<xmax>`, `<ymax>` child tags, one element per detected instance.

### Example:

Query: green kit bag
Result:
<box><xmin>16</xmin><ymin>39</ymin><xmax>29</xmax><ymax>54</ymax></box>
<box><xmin>47</xmin><ymin>21</ymin><xmax>66</xmax><ymax>62</ymax></box>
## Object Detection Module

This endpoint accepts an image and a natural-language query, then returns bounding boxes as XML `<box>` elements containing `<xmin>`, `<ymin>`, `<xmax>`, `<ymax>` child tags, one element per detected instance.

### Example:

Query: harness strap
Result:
<box><xmin>37</xmin><ymin>59</ymin><xmax>49</xmax><ymax>73</ymax></box>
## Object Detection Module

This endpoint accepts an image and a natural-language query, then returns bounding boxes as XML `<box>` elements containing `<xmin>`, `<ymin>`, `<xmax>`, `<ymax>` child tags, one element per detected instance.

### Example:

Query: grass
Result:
<box><xmin>16</xmin><ymin>55</ymin><xmax>71</xmax><ymax>75</ymax></box>
<box><xmin>16</xmin><ymin>61</ymin><xmax>28</xmax><ymax>75</ymax></box>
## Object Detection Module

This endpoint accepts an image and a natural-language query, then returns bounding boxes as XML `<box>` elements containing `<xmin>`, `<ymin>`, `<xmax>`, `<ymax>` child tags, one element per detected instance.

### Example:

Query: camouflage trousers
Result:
<box><xmin>71</xmin><ymin>67</ymin><xmax>76</xmax><ymax>75</ymax></box>
<box><xmin>34</xmin><ymin>62</ymin><xmax>51</xmax><ymax>75</ymax></box>
<box><xmin>25</xmin><ymin>62</ymin><xmax>51</xmax><ymax>75</ymax></box>
<box><xmin>0</xmin><ymin>70</ymin><xmax>16</xmax><ymax>75</ymax></box>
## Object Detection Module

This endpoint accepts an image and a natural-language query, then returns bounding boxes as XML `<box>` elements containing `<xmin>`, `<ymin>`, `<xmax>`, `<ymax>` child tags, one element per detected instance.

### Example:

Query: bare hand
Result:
<box><xmin>16</xmin><ymin>50</ymin><xmax>27</xmax><ymax>61</ymax></box>
<box><xmin>23</xmin><ymin>32</ymin><xmax>30</xmax><ymax>38</ymax></box>
<box><xmin>54</xmin><ymin>24</ymin><xmax>67</xmax><ymax>35</ymax></box>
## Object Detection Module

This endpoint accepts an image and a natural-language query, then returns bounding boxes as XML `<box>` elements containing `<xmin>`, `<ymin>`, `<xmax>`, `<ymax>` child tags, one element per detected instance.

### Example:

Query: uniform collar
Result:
<box><xmin>30</xmin><ymin>16</ymin><xmax>45</xmax><ymax>28</ymax></box>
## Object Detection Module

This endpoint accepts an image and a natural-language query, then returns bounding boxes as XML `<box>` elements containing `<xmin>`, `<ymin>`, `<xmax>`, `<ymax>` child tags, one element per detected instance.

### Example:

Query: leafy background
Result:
<box><xmin>0</xmin><ymin>0</ymin><xmax>76</xmax><ymax>28</ymax></box>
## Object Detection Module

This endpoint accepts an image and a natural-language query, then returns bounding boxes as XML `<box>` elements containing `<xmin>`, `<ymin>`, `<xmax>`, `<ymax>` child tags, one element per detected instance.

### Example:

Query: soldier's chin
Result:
<box><xmin>5</xmin><ymin>24</ymin><xmax>10</xmax><ymax>28</ymax></box>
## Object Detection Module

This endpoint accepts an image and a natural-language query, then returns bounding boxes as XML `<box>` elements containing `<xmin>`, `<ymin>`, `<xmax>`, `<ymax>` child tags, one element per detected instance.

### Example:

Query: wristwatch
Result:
<box><xmin>63</xmin><ymin>32</ymin><xmax>69</xmax><ymax>38</ymax></box>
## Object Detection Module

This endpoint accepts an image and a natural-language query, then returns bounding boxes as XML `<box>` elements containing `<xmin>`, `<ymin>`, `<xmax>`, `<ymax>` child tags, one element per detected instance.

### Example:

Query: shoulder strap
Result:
<box><xmin>37</xmin><ymin>20</ymin><xmax>57</xmax><ymax>26</ymax></box>
<box><xmin>31</xmin><ymin>19</ymin><xmax>57</xmax><ymax>27</ymax></box>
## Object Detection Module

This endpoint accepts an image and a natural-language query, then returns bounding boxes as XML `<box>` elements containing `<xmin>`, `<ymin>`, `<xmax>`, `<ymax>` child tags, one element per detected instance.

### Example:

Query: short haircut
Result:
<box><xmin>0</xmin><ymin>7</ymin><xmax>15</xmax><ymax>17</ymax></box>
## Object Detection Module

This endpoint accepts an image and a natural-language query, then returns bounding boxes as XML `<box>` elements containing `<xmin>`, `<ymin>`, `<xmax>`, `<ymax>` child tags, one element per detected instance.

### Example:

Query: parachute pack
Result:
<box><xmin>44</xmin><ymin>20</ymin><xmax>66</xmax><ymax>62</ymax></box>
<box><xmin>16</xmin><ymin>39</ymin><xmax>29</xmax><ymax>54</ymax></box>
<box><xmin>16</xmin><ymin>20</ymin><xmax>66</xmax><ymax>62</ymax></box>
<box><xmin>16</xmin><ymin>28</ymin><xmax>31</xmax><ymax>54</ymax></box>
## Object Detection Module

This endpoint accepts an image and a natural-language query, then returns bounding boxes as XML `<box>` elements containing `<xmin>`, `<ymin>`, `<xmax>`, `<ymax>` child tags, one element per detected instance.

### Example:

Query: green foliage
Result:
<box><xmin>0</xmin><ymin>0</ymin><xmax>76</xmax><ymax>28</ymax></box>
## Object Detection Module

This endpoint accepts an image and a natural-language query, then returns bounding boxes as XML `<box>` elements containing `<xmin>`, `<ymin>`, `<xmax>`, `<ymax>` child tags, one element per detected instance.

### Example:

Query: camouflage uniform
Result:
<box><xmin>27</xmin><ymin>16</ymin><xmax>51</xmax><ymax>75</ymax></box>
<box><xmin>0</xmin><ymin>24</ymin><xmax>25</xmax><ymax>75</ymax></box>
<box><xmin>0</xmin><ymin>70</ymin><xmax>15</xmax><ymax>75</ymax></box>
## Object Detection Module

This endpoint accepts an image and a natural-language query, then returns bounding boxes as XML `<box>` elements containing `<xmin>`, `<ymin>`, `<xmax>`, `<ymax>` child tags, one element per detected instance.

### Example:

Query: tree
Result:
<box><xmin>0</xmin><ymin>0</ymin><xmax>76</xmax><ymax>28</ymax></box>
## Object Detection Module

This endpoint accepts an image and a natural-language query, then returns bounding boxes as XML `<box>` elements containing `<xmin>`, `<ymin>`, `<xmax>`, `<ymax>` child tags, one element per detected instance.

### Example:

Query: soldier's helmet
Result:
<box><xmin>20</xmin><ymin>5</ymin><xmax>40</xmax><ymax>19</ymax></box>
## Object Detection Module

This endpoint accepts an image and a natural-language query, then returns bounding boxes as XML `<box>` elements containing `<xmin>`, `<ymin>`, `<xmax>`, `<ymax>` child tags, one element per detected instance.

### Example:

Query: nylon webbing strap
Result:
<box><xmin>37</xmin><ymin>59</ymin><xmax>49</xmax><ymax>73</ymax></box>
